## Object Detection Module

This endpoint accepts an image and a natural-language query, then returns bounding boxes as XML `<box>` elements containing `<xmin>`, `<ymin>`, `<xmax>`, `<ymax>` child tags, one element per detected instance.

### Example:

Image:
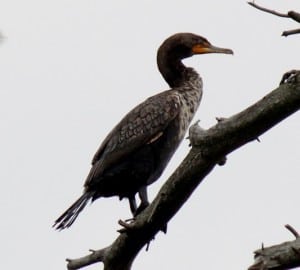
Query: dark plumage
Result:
<box><xmin>54</xmin><ymin>33</ymin><xmax>233</xmax><ymax>230</ymax></box>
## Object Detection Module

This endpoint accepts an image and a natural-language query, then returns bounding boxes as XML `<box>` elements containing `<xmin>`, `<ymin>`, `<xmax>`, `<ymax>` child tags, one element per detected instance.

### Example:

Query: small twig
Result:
<box><xmin>285</xmin><ymin>224</ymin><xmax>300</xmax><ymax>239</ymax></box>
<box><xmin>145</xmin><ymin>242</ymin><xmax>151</xmax><ymax>252</ymax></box>
<box><xmin>282</xmin><ymin>28</ymin><xmax>300</xmax><ymax>37</ymax></box>
<box><xmin>216</xmin><ymin>117</ymin><xmax>227</xmax><ymax>122</ymax></box>
<box><xmin>248</xmin><ymin>1</ymin><xmax>289</xmax><ymax>18</ymax></box>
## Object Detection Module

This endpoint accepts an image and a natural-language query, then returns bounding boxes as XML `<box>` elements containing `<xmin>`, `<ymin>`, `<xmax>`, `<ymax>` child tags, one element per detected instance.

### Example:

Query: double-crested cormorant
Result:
<box><xmin>54</xmin><ymin>33</ymin><xmax>233</xmax><ymax>230</ymax></box>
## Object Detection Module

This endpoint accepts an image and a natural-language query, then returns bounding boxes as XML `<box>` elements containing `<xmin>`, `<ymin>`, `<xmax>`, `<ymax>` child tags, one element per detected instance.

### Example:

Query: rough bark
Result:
<box><xmin>66</xmin><ymin>71</ymin><xmax>300</xmax><ymax>270</ymax></box>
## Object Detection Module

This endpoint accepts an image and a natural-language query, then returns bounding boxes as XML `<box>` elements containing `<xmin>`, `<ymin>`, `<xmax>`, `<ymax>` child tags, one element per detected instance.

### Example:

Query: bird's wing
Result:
<box><xmin>84</xmin><ymin>90</ymin><xmax>181</xmax><ymax>187</ymax></box>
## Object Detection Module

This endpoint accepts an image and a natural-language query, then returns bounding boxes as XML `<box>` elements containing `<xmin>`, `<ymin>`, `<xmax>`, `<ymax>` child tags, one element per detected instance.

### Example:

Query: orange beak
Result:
<box><xmin>192</xmin><ymin>43</ymin><xmax>233</xmax><ymax>55</ymax></box>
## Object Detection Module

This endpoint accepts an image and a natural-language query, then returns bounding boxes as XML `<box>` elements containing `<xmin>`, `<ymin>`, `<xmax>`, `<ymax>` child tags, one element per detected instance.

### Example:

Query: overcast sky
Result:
<box><xmin>1</xmin><ymin>1</ymin><xmax>300</xmax><ymax>269</ymax></box>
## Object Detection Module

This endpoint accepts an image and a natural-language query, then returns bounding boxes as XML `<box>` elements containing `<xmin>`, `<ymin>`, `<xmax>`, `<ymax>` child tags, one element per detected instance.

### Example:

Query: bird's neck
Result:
<box><xmin>157</xmin><ymin>51</ymin><xmax>201</xmax><ymax>89</ymax></box>
<box><xmin>157</xmin><ymin>54</ymin><xmax>188</xmax><ymax>87</ymax></box>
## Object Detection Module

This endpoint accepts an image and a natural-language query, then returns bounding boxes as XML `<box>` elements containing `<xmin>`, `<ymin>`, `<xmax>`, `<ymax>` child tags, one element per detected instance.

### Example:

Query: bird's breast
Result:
<box><xmin>176</xmin><ymin>84</ymin><xmax>203</xmax><ymax>141</ymax></box>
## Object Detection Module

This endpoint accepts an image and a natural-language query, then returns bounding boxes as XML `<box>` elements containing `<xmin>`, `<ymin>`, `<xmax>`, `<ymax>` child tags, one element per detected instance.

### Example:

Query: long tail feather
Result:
<box><xmin>53</xmin><ymin>192</ymin><xmax>91</xmax><ymax>230</ymax></box>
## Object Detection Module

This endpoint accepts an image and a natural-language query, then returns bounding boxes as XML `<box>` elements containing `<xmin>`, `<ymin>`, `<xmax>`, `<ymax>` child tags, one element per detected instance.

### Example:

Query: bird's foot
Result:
<box><xmin>133</xmin><ymin>201</ymin><xmax>149</xmax><ymax>217</ymax></box>
<box><xmin>280</xmin><ymin>70</ymin><xmax>300</xmax><ymax>85</ymax></box>
<box><xmin>124</xmin><ymin>217</ymin><xmax>135</xmax><ymax>223</ymax></box>
<box><xmin>118</xmin><ymin>219</ymin><xmax>159</xmax><ymax>251</ymax></box>
<box><xmin>118</xmin><ymin>215</ymin><xmax>167</xmax><ymax>235</ymax></box>
<box><xmin>117</xmin><ymin>201</ymin><xmax>150</xmax><ymax>233</ymax></box>
<box><xmin>117</xmin><ymin>218</ymin><xmax>146</xmax><ymax>233</ymax></box>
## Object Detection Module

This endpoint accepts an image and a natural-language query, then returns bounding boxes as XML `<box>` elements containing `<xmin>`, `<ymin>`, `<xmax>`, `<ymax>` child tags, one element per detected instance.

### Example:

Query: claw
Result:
<box><xmin>117</xmin><ymin>219</ymin><xmax>137</xmax><ymax>233</ymax></box>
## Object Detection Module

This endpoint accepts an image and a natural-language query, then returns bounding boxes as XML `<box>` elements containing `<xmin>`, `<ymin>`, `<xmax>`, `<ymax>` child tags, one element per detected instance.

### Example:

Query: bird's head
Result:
<box><xmin>157</xmin><ymin>33</ymin><xmax>233</xmax><ymax>87</ymax></box>
<box><xmin>160</xmin><ymin>33</ymin><xmax>233</xmax><ymax>60</ymax></box>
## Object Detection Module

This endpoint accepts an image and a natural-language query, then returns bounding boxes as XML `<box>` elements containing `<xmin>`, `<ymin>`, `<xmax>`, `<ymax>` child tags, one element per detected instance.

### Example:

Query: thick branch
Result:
<box><xmin>249</xmin><ymin>225</ymin><xmax>300</xmax><ymax>270</ymax></box>
<box><xmin>288</xmin><ymin>11</ymin><xmax>300</xmax><ymax>23</ymax></box>
<box><xmin>67</xmin><ymin>71</ymin><xmax>300</xmax><ymax>270</ymax></box>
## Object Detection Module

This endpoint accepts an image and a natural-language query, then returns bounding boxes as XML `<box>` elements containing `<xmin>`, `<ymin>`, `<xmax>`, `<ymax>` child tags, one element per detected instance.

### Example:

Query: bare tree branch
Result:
<box><xmin>282</xmin><ymin>29</ymin><xmax>300</xmax><ymax>37</ymax></box>
<box><xmin>66</xmin><ymin>71</ymin><xmax>300</xmax><ymax>269</ymax></box>
<box><xmin>249</xmin><ymin>225</ymin><xmax>300</xmax><ymax>270</ymax></box>
<box><xmin>248</xmin><ymin>1</ymin><xmax>289</xmax><ymax>18</ymax></box>
<box><xmin>248</xmin><ymin>2</ymin><xmax>300</xmax><ymax>36</ymax></box>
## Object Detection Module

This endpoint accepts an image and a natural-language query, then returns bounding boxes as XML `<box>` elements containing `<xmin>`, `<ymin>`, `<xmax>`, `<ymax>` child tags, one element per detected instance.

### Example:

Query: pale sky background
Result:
<box><xmin>1</xmin><ymin>1</ymin><xmax>300</xmax><ymax>269</ymax></box>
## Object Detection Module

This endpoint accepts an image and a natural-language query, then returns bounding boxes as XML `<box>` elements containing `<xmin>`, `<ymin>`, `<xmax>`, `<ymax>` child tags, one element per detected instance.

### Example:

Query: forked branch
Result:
<box><xmin>248</xmin><ymin>1</ymin><xmax>300</xmax><ymax>36</ymax></box>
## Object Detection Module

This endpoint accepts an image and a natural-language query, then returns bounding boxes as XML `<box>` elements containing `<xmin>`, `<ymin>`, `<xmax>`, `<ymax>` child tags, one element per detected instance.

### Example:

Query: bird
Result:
<box><xmin>53</xmin><ymin>33</ymin><xmax>233</xmax><ymax>230</ymax></box>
